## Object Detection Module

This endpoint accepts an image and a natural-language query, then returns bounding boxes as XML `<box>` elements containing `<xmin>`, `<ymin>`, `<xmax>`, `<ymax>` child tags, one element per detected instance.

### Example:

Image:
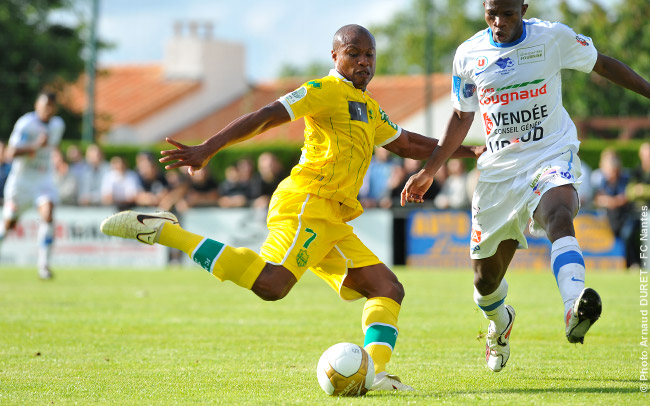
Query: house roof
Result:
<box><xmin>63</xmin><ymin>64</ymin><xmax>201</xmax><ymax>132</ymax></box>
<box><xmin>63</xmin><ymin>64</ymin><xmax>452</xmax><ymax>143</ymax></box>
<box><xmin>169</xmin><ymin>73</ymin><xmax>452</xmax><ymax>144</ymax></box>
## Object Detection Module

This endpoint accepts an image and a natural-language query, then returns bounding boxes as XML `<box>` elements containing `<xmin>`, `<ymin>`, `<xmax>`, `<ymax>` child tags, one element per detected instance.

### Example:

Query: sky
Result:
<box><xmin>59</xmin><ymin>0</ymin><xmax>621</xmax><ymax>84</ymax></box>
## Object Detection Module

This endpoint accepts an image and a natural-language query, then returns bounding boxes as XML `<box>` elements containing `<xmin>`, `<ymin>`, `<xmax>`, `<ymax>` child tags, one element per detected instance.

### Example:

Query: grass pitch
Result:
<box><xmin>0</xmin><ymin>266</ymin><xmax>646</xmax><ymax>405</ymax></box>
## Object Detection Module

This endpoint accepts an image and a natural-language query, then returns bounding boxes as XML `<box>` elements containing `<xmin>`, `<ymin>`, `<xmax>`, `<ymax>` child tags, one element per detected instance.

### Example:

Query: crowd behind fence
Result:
<box><xmin>0</xmin><ymin>142</ymin><xmax>647</xmax><ymax>270</ymax></box>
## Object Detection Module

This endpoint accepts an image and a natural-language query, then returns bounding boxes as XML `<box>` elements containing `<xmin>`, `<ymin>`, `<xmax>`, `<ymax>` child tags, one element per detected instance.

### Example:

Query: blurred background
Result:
<box><xmin>0</xmin><ymin>0</ymin><xmax>647</xmax><ymax>271</ymax></box>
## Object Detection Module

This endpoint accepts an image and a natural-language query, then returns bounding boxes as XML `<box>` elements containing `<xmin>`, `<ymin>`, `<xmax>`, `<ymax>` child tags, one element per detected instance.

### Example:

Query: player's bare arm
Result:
<box><xmin>383</xmin><ymin>129</ymin><xmax>485</xmax><ymax>160</ymax></box>
<box><xmin>7</xmin><ymin>133</ymin><xmax>48</xmax><ymax>158</ymax></box>
<box><xmin>400</xmin><ymin>109</ymin><xmax>475</xmax><ymax>206</ymax></box>
<box><xmin>160</xmin><ymin>101</ymin><xmax>290</xmax><ymax>175</ymax></box>
<box><xmin>592</xmin><ymin>53</ymin><xmax>650</xmax><ymax>99</ymax></box>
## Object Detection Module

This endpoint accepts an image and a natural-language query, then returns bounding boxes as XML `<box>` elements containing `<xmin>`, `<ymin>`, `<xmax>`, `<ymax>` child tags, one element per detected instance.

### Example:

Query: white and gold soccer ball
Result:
<box><xmin>316</xmin><ymin>342</ymin><xmax>374</xmax><ymax>396</ymax></box>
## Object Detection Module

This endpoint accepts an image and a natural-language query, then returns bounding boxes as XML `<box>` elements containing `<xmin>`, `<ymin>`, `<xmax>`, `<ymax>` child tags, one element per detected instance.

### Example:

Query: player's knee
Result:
<box><xmin>389</xmin><ymin>279</ymin><xmax>405</xmax><ymax>303</ymax></box>
<box><xmin>252</xmin><ymin>265</ymin><xmax>296</xmax><ymax>302</ymax></box>
<box><xmin>473</xmin><ymin>269</ymin><xmax>501</xmax><ymax>295</ymax></box>
<box><xmin>545</xmin><ymin>206</ymin><xmax>576</xmax><ymax>239</ymax></box>
<box><xmin>256</xmin><ymin>285</ymin><xmax>290</xmax><ymax>302</ymax></box>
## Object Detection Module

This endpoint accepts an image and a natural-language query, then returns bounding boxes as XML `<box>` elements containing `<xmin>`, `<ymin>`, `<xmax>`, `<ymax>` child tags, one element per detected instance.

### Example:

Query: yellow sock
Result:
<box><xmin>362</xmin><ymin>297</ymin><xmax>401</xmax><ymax>374</ymax></box>
<box><xmin>157</xmin><ymin>222</ymin><xmax>265</xmax><ymax>289</ymax></box>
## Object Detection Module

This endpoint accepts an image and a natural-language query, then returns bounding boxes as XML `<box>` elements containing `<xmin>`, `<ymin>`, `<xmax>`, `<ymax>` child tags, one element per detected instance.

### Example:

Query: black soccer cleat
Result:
<box><xmin>565</xmin><ymin>288</ymin><xmax>602</xmax><ymax>344</ymax></box>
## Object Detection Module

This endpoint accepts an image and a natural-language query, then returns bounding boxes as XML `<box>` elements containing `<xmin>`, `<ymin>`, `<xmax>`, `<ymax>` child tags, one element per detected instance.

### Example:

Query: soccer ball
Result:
<box><xmin>316</xmin><ymin>342</ymin><xmax>374</xmax><ymax>396</ymax></box>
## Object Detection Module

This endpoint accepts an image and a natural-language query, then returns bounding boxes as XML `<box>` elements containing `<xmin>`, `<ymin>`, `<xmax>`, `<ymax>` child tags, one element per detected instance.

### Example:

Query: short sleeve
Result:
<box><xmin>7</xmin><ymin>114</ymin><xmax>30</xmax><ymax>147</ymax></box>
<box><xmin>373</xmin><ymin>106</ymin><xmax>401</xmax><ymax>147</ymax></box>
<box><xmin>451</xmin><ymin>51</ymin><xmax>479</xmax><ymax>112</ymax></box>
<box><xmin>278</xmin><ymin>81</ymin><xmax>332</xmax><ymax>122</ymax></box>
<box><xmin>555</xmin><ymin>23</ymin><xmax>598</xmax><ymax>73</ymax></box>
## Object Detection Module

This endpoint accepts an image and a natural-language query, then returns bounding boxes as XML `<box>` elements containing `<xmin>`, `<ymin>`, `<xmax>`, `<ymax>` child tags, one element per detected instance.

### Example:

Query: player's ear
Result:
<box><xmin>521</xmin><ymin>3</ymin><xmax>528</xmax><ymax>16</ymax></box>
<box><xmin>331</xmin><ymin>49</ymin><xmax>338</xmax><ymax>63</ymax></box>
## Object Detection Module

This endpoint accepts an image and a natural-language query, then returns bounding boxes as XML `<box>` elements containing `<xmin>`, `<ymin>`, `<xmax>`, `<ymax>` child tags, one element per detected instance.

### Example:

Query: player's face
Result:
<box><xmin>35</xmin><ymin>95</ymin><xmax>57</xmax><ymax>122</ymax></box>
<box><xmin>332</xmin><ymin>33</ymin><xmax>376</xmax><ymax>91</ymax></box>
<box><xmin>483</xmin><ymin>0</ymin><xmax>528</xmax><ymax>44</ymax></box>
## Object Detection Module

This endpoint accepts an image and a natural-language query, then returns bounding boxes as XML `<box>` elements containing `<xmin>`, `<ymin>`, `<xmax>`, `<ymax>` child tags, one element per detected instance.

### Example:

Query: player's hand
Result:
<box><xmin>471</xmin><ymin>144</ymin><xmax>487</xmax><ymax>158</ymax></box>
<box><xmin>159</xmin><ymin>138</ymin><xmax>211</xmax><ymax>176</ymax></box>
<box><xmin>400</xmin><ymin>169</ymin><xmax>434</xmax><ymax>206</ymax></box>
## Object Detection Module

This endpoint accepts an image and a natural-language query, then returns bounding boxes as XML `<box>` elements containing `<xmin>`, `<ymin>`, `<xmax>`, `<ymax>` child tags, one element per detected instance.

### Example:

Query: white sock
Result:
<box><xmin>551</xmin><ymin>236</ymin><xmax>586</xmax><ymax>316</ymax></box>
<box><xmin>37</xmin><ymin>222</ymin><xmax>55</xmax><ymax>269</ymax></box>
<box><xmin>474</xmin><ymin>279</ymin><xmax>510</xmax><ymax>333</ymax></box>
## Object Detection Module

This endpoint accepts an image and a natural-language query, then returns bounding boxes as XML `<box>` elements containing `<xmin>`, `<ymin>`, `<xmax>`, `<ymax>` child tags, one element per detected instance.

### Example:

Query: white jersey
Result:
<box><xmin>6</xmin><ymin>112</ymin><xmax>65</xmax><ymax>180</ymax></box>
<box><xmin>452</xmin><ymin>18</ymin><xmax>598</xmax><ymax>182</ymax></box>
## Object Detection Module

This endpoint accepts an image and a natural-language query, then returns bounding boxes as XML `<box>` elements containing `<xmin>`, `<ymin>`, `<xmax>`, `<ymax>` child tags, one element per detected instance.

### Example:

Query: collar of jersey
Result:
<box><xmin>329</xmin><ymin>69</ymin><xmax>356</xmax><ymax>88</ymax></box>
<box><xmin>487</xmin><ymin>21</ymin><xmax>527</xmax><ymax>48</ymax></box>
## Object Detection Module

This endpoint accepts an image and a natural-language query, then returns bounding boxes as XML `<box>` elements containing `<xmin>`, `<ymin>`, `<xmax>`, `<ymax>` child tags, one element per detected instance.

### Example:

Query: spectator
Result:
<box><xmin>627</xmin><ymin>142</ymin><xmax>650</xmax><ymax>206</ymax></box>
<box><xmin>52</xmin><ymin>148</ymin><xmax>78</xmax><ymax>205</ymax></box>
<box><xmin>218</xmin><ymin>158</ymin><xmax>259</xmax><ymax>208</ymax></box>
<box><xmin>78</xmin><ymin>144</ymin><xmax>110</xmax><ymax>206</ymax></box>
<box><xmin>577</xmin><ymin>156</ymin><xmax>594</xmax><ymax>210</ymax></box>
<box><xmin>359</xmin><ymin>147</ymin><xmax>400</xmax><ymax>208</ymax></box>
<box><xmin>625</xmin><ymin>142</ymin><xmax>650</xmax><ymax>270</ymax></box>
<box><xmin>252</xmin><ymin>152</ymin><xmax>286</xmax><ymax>209</ymax></box>
<box><xmin>0</xmin><ymin>141</ymin><xmax>11</xmax><ymax>204</ymax></box>
<box><xmin>66</xmin><ymin>144</ymin><xmax>87</xmax><ymax>184</ymax></box>
<box><xmin>185</xmin><ymin>167</ymin><xmax>220</xmax><ymax>208</ymax></box>
<box><xmin>434</xmin><ymin>159</ymin><xmax>471</xmax><ymax>210</ymax></box>
<box><xmin>135</xmin><ymin>152</ymin><xmax>169</xmax><ymax>207</ymax></box>
<box><xmin>594</xmin><ymin>148</ymin><xmax>636</xmax><ymax>269</ymax></box>
<box><xmin>101</xmin><ymin>155</ymin><xmax>141</xmax><ymax>210</ymax></box>
<box><xmin>385</xmin><ymin>158</ymin><xmax>443</xmax><ymax>208</ymax></box>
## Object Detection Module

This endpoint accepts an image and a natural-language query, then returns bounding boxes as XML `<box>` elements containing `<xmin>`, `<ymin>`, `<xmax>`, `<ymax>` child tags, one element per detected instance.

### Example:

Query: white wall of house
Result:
<box><xmin>107</xmin><ymin>23</ymin><xmax>249</xmax><ymax>144</ymax></box>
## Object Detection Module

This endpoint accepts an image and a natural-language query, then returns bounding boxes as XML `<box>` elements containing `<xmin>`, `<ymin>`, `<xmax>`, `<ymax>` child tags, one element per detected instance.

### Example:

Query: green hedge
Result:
<box><xmin>60</xmin><ymin>138</ymin><xmax>645</xmax><ymax>181</ymax></box>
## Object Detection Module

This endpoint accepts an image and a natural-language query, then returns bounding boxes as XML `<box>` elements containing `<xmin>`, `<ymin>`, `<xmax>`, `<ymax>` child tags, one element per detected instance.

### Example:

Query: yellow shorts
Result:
<box><xmin>260</xmin><ymin>192</ymin><xmax>381</xmax><ymax>301</ymax></box>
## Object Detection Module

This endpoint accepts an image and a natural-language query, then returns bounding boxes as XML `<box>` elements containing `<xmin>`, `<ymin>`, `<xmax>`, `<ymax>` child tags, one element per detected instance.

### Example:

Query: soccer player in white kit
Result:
<box><xmin>0</xmin><ymin>92</ymin><xmax>65</xmax><ymax>279</ymax></box>
<box><xmin>402</xmin><ymin>0</ymin><xmax>650</xmax><ymax>372</ymax></box>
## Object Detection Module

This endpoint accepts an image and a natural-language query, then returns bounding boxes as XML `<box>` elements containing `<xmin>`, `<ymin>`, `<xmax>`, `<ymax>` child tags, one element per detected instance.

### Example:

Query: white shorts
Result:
<box><xmin>2</xmin><ymin>174</ymin><xmax>58</xmax><ymax>220</ymax></box>
<box><xmin>470</xmin><ymin>149</ymin><xmax>582</xmax><ymax>259</ymax></box>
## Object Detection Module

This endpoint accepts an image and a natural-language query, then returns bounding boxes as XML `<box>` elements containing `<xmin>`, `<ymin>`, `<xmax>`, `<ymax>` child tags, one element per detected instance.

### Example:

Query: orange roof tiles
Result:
<box><xmin>63</xmin><ymin>64</ymin><xmax>201</xmax><ymax>132</ymax></box>
<box><xmin>63</xmin><ymin>64</ymin><xmax>452</xmax><ymax>144</ymax></box>
<box><xmin>169</xmin><ymin>73</ymin><xmax>452</xmax><ymax>145</ymax></box>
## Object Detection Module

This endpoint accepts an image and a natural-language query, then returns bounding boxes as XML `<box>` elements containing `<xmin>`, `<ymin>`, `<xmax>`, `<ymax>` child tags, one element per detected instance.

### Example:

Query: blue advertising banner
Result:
<box><xmin>406</xmin><ymin>210</ymin><xmax>625</xmax><ymax>270</ymax></box>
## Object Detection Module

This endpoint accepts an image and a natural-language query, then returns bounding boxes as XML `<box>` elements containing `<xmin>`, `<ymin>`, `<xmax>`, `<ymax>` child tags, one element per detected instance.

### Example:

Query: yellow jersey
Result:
<box><xmin>277</xmin><ymin>69</ymin><xmax>401</xmax><ymax>220</ymax></box>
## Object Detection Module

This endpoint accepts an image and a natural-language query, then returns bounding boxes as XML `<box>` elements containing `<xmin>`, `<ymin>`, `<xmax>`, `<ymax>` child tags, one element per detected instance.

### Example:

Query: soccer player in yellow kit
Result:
<box><xmin>101</xmin><ymin>24</ymin><xmax>483</xmax><ymax>391</ymax></box>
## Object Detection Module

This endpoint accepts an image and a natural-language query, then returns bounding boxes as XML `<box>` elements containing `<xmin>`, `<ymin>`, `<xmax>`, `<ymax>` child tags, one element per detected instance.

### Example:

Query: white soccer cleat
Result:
<box><xmin>485</xmin><ymin>305</ymin><xmax>515</xmax><ymax>372</ymax></box>
<box><xmin>370</xmin><ymin>371</ymin><xmax>414</xmax><ymax>391</ymax></box>
<box><xmin>38</xmin><ymin>267</ymin><xmax>53</xmax><ymax>280</ymax></box>
<box><xmin>566</xmin><ymin>287</ymin><xmax>602</xmax><ymax>344</ymax></box>
<box><xmin>100</xmin><ymin>210</ymin><xmax>179</xmax><ymax>245</ymax></box>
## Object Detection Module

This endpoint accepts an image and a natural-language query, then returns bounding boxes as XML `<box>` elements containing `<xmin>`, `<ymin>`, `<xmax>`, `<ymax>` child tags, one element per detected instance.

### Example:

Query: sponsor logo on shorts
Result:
<box><xmin>472</xmin><ymin>244</ymin><xmax>481</xmax><ymax>252</ymax></box>
<box><xmin>471</xmin><ymin>229</ymin><xmax>482</xmax><ymax>243</ymax></box>
<box><xmin>296</xmin><ymin>249</ymin><xmax>309</xmax><ymax>267</ymax></box>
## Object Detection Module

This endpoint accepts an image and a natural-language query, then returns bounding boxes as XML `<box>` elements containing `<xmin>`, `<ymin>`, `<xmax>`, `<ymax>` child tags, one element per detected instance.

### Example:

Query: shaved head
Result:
<box><xmin>332</xmin><ymin>24</ymin><xmax>375</xmax><ymax>51</ymax></box>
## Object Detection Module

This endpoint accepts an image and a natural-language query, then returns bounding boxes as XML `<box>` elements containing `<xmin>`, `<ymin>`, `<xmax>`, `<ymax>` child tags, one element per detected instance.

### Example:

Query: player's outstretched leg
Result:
<box><xmin>550</xmin><ymin>236</ymin><xmax>602</xmax><ymax>343</ymax></box>
<box><xmin>475</xmin><ymin>279</ymin><xmax>515</xmax><ymax>372</ymax></box>
<box><xmin>362</xmin><ymin>297</ymin><xmax>414</xmax><ymax>392</ymax></box>
<box><xmin>100</xmin><ymin>210</ymin><xmax>266</xmax><ymax>290</ymax></box>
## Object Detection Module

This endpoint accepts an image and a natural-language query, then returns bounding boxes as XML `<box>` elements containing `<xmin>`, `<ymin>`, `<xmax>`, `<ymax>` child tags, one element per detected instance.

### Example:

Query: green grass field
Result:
<box><xmin>0</xmin><ymin>266</ymin><xmax>646</xmax><ymax>405</ymax></box>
